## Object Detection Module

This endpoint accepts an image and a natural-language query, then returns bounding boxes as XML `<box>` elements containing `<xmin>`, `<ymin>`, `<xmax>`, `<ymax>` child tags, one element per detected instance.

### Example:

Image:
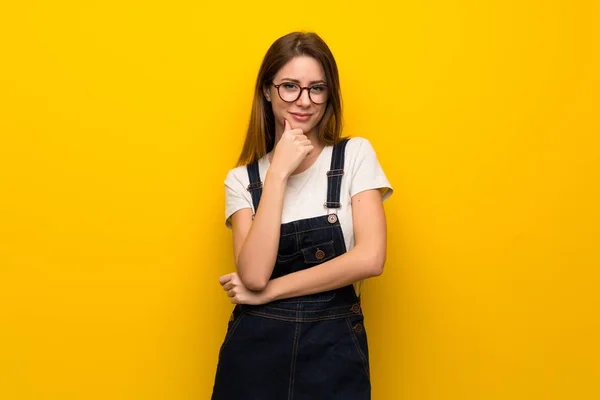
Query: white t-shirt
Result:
<box><xmin>224</xmin><ymin>137</ymin><xmax>393</xmax><ymax>254</ymax></box>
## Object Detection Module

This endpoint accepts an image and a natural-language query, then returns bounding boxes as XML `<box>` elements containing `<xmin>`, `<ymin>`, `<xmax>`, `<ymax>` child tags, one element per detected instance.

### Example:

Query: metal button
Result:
<box><xmin>351</xmin><ymin>304</ymin><xmax>361</xmax><ymax>313</ymax></box>
<box><xmin>327</xmin><ymin>214</ymin><xmax>338</xmax><ymax>224</ymax></box>
<box><xmin>315</xmin><ymin>249</ymin><xmax>325</xmax><ymax>259</ymax></box>
<box><xmin>353</xmin><ymin>323</ymin><xmax>363</xmax><ymax>333</ymax></box>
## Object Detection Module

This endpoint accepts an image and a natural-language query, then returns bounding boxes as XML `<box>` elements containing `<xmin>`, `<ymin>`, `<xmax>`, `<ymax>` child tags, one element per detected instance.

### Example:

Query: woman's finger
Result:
<box><xmin>219</xmin><ymin>273</ymin><xmax>233</xmax><ymax>285</ymax></box>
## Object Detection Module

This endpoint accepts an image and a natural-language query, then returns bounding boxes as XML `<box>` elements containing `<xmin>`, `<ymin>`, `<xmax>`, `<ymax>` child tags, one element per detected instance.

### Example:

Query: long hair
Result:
<box><xmin>236</xmin><ymin>32</ymin><xmax>343</xmax><ymax>166</ymax></box>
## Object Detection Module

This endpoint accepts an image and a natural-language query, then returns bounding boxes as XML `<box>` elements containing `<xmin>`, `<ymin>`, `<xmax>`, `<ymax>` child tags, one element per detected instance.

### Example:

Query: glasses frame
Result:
<box><xmin>272</xmin><ymin>81</ymin><xmax>329</xmax><ymax>105</ymax></box>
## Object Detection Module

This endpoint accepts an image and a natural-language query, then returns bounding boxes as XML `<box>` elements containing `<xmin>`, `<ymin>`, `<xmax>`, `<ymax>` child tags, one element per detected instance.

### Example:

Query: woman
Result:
<box><xmin>212</xmin><ymin>31</ymin><xmax>393</xmax><ymax>399</ymax></box>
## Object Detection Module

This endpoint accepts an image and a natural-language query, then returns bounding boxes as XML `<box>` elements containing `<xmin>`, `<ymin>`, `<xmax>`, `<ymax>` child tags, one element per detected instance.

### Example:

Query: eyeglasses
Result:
<box><xmin>272</xmin><ymin>81</ymin><xmax>329</xmax><ymax>105</ymax></box>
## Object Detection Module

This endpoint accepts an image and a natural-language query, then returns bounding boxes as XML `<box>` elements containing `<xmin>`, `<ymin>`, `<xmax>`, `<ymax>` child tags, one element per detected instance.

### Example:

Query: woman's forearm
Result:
<box><xmin>262</xmin><ymin>244</ymin><xmax>385</xmax><ymax>302</ymax></box>
<box><xmin>236</xmin><ymin>168</ymin><xmax>288</xmax><ymax>290</ymax></box>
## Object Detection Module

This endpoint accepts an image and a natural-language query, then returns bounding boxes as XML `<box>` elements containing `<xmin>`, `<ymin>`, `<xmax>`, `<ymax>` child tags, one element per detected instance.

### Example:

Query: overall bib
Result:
<box><xmin>212</xmin><ymin>139</ymin><xmax>371</xmax><ymax>400</ymax></box>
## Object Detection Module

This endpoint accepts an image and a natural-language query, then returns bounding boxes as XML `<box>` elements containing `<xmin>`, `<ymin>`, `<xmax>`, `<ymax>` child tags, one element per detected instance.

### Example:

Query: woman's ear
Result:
<box><xmin>263</xmin><ymin>85</ymin><xmax>271</xmax><ymax>102</ymax></box>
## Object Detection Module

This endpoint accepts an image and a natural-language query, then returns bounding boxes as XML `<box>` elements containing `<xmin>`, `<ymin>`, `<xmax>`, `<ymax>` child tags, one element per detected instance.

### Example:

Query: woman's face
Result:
<box><xmin>264</xmin><ymin>56</ymin><xmax>328</xmax><ymax>137</ymax></box>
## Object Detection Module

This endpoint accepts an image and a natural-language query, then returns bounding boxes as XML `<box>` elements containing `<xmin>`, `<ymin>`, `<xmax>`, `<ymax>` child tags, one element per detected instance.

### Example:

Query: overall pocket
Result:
<box><xmin>218</xmin><ymin>306</ymin><xmax>246</xmax><ymax>359</ymax></box>
<box><xmin>301</xmin><ymin>240</ymin><xmax>336</xmax><ymax>264</ymax></box>
<box><xmin>279</xmin><ymin>241</ymin><xmax>338</xmax><ymax>303</ymax></box>
<box><xmin>345</xmin><ymin>314</ymin><xmax>371</xmax><ymax>379</ymax></box>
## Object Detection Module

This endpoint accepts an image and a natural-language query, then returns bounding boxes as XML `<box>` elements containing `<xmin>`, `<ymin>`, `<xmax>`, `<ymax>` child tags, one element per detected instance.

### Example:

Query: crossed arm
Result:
<box><xmin>220</xmin><ymin>169</ymin><xmax>388</xmax><ymax>305</ymax></box>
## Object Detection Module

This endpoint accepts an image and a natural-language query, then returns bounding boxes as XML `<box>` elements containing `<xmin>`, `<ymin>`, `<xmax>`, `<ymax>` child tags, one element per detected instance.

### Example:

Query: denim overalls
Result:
<box><xmin>212</xmin><ymin>139</ymin><xmax>371</xmax><ymax>400</ymax></box>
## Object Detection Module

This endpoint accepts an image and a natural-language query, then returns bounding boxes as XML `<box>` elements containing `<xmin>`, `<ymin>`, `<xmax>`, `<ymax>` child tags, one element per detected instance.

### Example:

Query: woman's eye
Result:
<box><xmin>311</xmin><ymin>85</ymin><xmax>325</xmax><ymax>92</ymax></box>
<box><xmin>283</xmin><ymin>83</ymin><xmax>298</xmax><ymax>90</ymax></box>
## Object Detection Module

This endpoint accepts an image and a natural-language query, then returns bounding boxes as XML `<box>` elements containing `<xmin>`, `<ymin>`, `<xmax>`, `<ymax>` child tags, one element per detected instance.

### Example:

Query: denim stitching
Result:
<box><xmin>246</xmin><ymin>161</ymin><xmax>263</xmax><ymax>213</ymax></box>
<box><xmin>280</xmin><ymin>225</ymin><xmax>333</xmax><ymax>237</ymax></box>
<box><xmin>294</xmin><ymin>220</ymin><xmax>300</xmax><ymax>258</ymax></box>
<box><xmin>301</xmin><ymin>240</ymin><xmax>334</xmax><ymax>254</ymax></box>
<box><xmin>218</xmin><ymin>311</ymin><xmax>246</xmax><ymax>358</ymax></box>
<box><xmin>327</xmin><ymin>142</ymin><xmax>339</xmax><ymax>207</ymax></box>
<box><xmin>276</xmin><ymin>292</ymin><xmax>336</xmax><ymax>303</ymax></box>
<box><xmin>277</xmin><ymin>238</ymin><xmax>335</xmax><ymax>263</ymax></box>
<box><xmin>303</xmin><ymin>253</ymin><xmax>335</xmax><ymax>264</ymax></box>
<box><xmin>326</xmin><ymin>144</ymin><xmax>337</xmax><ymax>208</ymax></box>
<box><xmin>334</xmin><ymin>175</ymin><xmax>341</xmax><ymax>205</ymax></box>
<box><xmin>244</xmin><ymin>310</ymin><xmax>355</xmax><ymax>322</ymax></box>
<box><xmin>326</xmin><ymin>169</ymin><xmax>344</xmax><ymax>176</ymax></box>
<box><xmin>243</xmin><ymin>309</ymin><xmax>356</xmax><ymax>322</ymax></box>
<box><xmin>345</xmin><ymin>318</ymin><xmax>370</xmax><ymax>378</ymax></box>
<box><xmin>325</xmin><ymin>139</ymin><xmax>348</xmax><ymax>210</ymax></box>
<box><xmin>326</xmin><ymin>172</ymin><xmax>333</xmax><ymax>210</ymax></box>
<box><xmin>276</xmin><ymin>251</ymin><xmax>302</xmax><ymax>262</ymax></box>
<box><xmin>331</xmin><ymin>176</ymin><xmax>338</xmax><ymax>206</ymax></box>
<box><xmin>253</xmin><ymin>303</ymin><xmax>352</xmax><ymax>313</ymax></box>
<box><xmin>288</xmin><ymin>306</ymin><xmax>301</xmax><ymax>400</ymax></box>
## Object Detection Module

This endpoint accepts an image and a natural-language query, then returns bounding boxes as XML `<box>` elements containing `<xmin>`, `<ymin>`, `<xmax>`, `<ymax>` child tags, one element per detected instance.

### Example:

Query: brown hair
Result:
<box><xmin>236</xmin><ymin>31</ymin><xmax>344</xmax><ymax>166</ymax></box>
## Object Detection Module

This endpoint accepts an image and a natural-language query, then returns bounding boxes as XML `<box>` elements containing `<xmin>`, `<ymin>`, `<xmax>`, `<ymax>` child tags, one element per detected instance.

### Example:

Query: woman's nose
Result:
<box><xmin>296</xmin><ymin>88</ymin><xmax>312</xmax><ymax>106</ymax></box>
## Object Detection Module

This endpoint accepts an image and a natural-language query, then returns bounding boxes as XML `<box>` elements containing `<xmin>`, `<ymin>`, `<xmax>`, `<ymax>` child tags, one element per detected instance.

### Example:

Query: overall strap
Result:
<box><xmin>246</xmin><ymin>160</ymin><xmax>263</xmax><ymax>215</ymax></box>
<box><xmin>325</xmin><ymin>138</ymin><xmax>350</xmax><ymax>209</ymax></box>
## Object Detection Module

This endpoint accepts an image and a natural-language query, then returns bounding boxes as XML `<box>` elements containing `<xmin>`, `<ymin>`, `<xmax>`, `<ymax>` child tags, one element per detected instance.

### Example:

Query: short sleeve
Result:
<box><xmin>224</xmin><ymin>169</ymin><xmax>252</xmax><ymax>229</ymax></box>
<box><xmin>349</xmin><ymin>138</ymin><xmax>393</xmax><ymax>201</ymax></box>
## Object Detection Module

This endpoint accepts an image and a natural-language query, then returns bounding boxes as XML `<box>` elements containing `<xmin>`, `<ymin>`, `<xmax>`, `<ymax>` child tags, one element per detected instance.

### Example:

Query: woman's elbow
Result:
<box><xmin>368</xmin><ymin>251</ymin><xmax>386</xmax><ymax>277</ymax></box>
<box><xmin>243</xmin><ymin>277</ymin><xmax>269</xmax><ymax>291</ymax></box>
<box><xmin>237</xmin><ymin>265</ymin><xmax>270</xmax><ymax>291</ymax></box>
<box><xmin>235</xmin><ymin>254</ymin><xmax>271</xmax><ymax>290</ymax></box>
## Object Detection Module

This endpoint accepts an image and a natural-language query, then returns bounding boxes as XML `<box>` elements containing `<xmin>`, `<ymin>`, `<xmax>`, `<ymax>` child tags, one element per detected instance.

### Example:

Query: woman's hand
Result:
<box><xmin>219</xmin><ymin>272</ymin><xmax>270</xmax><ymax>305</ymax></box>
<box><xmin>270</xmin><ymin>118</ymin><xmax>314</xmax><ymax>179</ymax></box>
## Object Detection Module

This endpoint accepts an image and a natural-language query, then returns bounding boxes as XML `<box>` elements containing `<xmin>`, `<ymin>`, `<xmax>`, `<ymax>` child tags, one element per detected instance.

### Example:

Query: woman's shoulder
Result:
<box><xmin>223</xmin><ymin>164</ymin><xmax>253</xmax><ymax>196</ymax></box>
<box><xmin>342</xmin><ymin>136</ymin><xmax>378</xmax><ymax>158</ymax></box>
<box><xmin>224</xmin><ymin>164</ymin><xmax>247</xmax><ymax>184</ymax></box>
<box><xmin>340</xmin><ymin>136</ymin><xmax>393</xmax><ymax>199</ymax></box>
<box><xmin>341</xmin><ymin>136</ymin><xmax>376</xmax><ymax>147</ymax></box>
<box><xmin>224</xmin><ymin>155</ymin><xmax>269</xmax><ymax>188</ymax></box>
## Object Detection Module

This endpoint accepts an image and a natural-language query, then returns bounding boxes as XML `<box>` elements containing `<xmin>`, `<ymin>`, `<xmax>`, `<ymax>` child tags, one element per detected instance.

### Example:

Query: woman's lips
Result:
<box><xmin>290</xmin><ymin>113</ymin><xmax>312</xmax><ymax>122</ymax></box>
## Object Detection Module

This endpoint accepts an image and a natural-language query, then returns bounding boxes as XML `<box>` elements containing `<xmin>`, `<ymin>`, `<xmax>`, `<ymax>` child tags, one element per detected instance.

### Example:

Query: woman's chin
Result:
<box><xmin>287</xmin><ymin>120</ymin><xmax>316</xmax><ymax>132</ymax></box>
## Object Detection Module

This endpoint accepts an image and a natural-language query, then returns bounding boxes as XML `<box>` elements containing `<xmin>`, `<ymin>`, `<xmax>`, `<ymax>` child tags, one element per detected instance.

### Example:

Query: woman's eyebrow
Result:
<box><xmin>280</xmin><ymin>78</ymin><xmax>327</xmax><ymax>84</ymax></box>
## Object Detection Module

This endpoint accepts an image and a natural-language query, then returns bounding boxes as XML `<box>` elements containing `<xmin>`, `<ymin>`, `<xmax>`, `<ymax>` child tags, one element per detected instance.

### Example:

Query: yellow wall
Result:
<box><xmin>1</xmin><ymin>1</ymin><xmax>598</xmax><ymax>399</ymax></box>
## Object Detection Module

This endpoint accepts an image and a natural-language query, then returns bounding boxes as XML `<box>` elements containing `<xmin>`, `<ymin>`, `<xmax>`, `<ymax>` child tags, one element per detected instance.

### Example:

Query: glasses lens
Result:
<box><xmin>309</xmin><ymin>85</ymin><xmax>328</xmax><ymax>104</ymax></box>
<box><xmin>279</xmin><ymin>83</ymin><xmax>301</xmax><ymax>102</ymax></box>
